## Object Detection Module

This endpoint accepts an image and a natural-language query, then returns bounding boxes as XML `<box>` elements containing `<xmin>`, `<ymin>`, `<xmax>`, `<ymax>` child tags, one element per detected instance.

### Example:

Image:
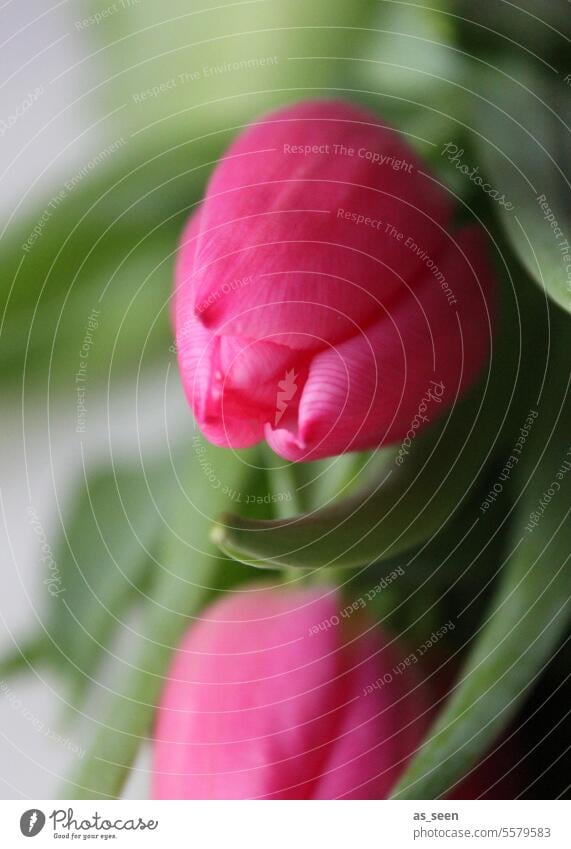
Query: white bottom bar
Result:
<box><xmin>3</xmin><ymin>800</ymin><xmax>569</xmax><ymax>848</ymax></box>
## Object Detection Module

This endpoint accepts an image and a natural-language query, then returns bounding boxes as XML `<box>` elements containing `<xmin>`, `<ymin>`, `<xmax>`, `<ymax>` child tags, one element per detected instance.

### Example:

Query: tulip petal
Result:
<box><xmin>266</xmin><ymin>226</ymin><xmax>495</xmax><ymax>461</ymax></box>
<box><xmin>174</xmin><ymin>103</ymin><xmax>496</xmax><ymax>459</ymax></box>
<box><xmin>314</xmin><ymin>640</ymin><xmax>432</xmax><ymax>800</ymax></box>
<box><xmin>153</xmin><ymin>587</ymin><xmax>431</xmax><ymax>800</ymax></box>
<box><xmin>190</xmin><ymin>99</ymin><xmax>453</xmax><ymax>349</ymax></box>
<box><xmin>176</xmin><ymin>213</ymin><xmax>304</xmax><ymax>447</ymax></box>
<box><xmin>153</xmin><ymin>588</ymin><xmax>346</xmax><ymax>799</ymax></box>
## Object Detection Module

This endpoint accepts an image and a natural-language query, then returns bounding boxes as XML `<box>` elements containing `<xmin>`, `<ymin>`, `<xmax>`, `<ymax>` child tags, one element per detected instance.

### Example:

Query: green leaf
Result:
<box><xmin>0</xmin><ymin>460</ymin><xmax>171</xmax><ymax>692</ymax></box>
<box><xmin>0</xmin><ymin>637</ymin><xmax>48</xmax><ymax>679</ymax></box>
<box><xmin>78</xmin><ymin>0</ymin><xmax>377</xmax><ymax>148</ymax></box>
<box><xmin>354</xmin><ymin>469</ymin><xmax>514</xmax><ymax>650</ymax></box>
<box><xmin>454</xmin><ymin>0</ymin><xmax>570</xmax><ymax>59</ymax></box>
<box><xmin>212</xmin><ymin>392</ymin><xmax>494</xmax><ymax>569</ymax></box>
<box><xmin>356</xmin><ymin>0</ymin><xmax>470</xmax><ymax>167</ymax></box>
<box><xmin>1</xmin><ymin>141</ymin><xmax>216</xmax><ymax>389</ymax></box>
<box><xmin>211</xmin><ymin>338</ymin><xmax>524</xmax><ymax>570</ymax></box>
<box><xmin>391</xmin><ymin>320</ymin><xmax>571</xmax><ymax>799</ymax></box>
<box><xmin>470</xmin><ymin>57</ymin><xmax>571</xmax><ymax>314</ymax></box>
<box><xmin>43</xmin><ymin>460</ymin><xmax>169</xmax><ymax>699</ymax></box>
<box><xmin>59</xmin><ymin>436</ymin><xmax>256</xmax><ymax>799</ymax></box>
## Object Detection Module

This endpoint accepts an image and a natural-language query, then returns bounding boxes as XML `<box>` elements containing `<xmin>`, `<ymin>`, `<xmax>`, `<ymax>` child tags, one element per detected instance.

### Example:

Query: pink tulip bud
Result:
<box><xmin>153</xmin><ymin>586</ymin><xmax>436</xmax><ymax>799</ymax></box>
<box><xmin>174</xmin><ymin>99</ymin><xmax>495</xmax><ymax>460</ymax></box>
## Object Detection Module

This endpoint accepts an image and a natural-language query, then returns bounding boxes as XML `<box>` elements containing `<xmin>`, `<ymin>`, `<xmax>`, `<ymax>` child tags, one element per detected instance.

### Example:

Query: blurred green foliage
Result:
<box><xmin>393</xmin><ymin>306</ymin><xmax>571</xmax><ymax>798</ymax></box>
<box><xmin>471</xmin><ymin>57</ymin><xmax>571</xmax><ymax>315</ymax></box>
<box><xmin>2</xmin><ymin>0</ymin><xmax>570</xmax><ymax>800</ymax></box>
<box><xmin>3</xmin><ymin>0</ymin><xmax>569</xmax><ymax>392</ymax></box>
<box><xmin>2</xmin><ymin>0</ymin><xmax>378</xmax><ymax>393</ymax></box>
<box><xmin>1</xmin><ymin>142</ymin><xmax>211</xmax><ymax>389</ymax></box>
<box><xmin>79</xmin><ymin>0</ymin><xmax>375</xmax><ymax>142</ymax></box>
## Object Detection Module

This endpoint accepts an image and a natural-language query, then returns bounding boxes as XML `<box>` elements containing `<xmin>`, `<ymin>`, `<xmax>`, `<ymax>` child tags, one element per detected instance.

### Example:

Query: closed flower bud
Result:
<box><xmin>153</xmin><ymin>587</ymin><xmax>432</xmax><ymax>799</ymax></box>
<box><xmin>153</xmin><ymin>587</ymin><xmax>514</xmax><ymax>800</ymax></box>
<box><xmin>175</xmin><ymin>99</ymin><xmax>495</xmax><ymax>460</ymax></box>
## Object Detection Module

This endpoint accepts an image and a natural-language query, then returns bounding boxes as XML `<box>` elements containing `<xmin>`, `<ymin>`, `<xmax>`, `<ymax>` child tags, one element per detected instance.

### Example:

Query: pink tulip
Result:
<box><xmin>153</xmin><ymin>587</ymin><xmax>519</xmax><ymax>799</ymax></box>
<box><xmin>174</xmin><ymin>99</ymin><xmax>495</xmax><ymax>461</ymax></box>
<box><xmin>153</xmin><ymin>586</ymin><xmax>436</xmax><ymax>800</ymax></box>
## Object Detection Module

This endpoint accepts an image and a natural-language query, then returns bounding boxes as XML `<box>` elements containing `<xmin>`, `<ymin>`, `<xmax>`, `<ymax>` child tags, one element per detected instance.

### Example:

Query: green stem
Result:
<box><xmin>262</xmin><ymin>445</ymin><xmax>319</xmax><ymax>586</ymax></box>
